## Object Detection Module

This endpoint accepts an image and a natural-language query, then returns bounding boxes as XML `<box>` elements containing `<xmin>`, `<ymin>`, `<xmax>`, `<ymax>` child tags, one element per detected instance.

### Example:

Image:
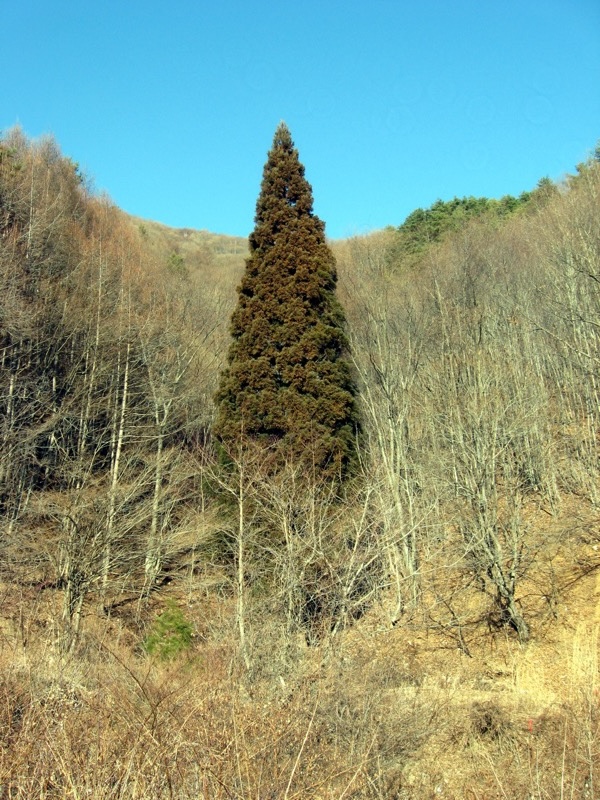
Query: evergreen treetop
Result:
<box><xmin>214</xmin><ymin>122</ymin><xmax>358</xmax><ymax>477</ymax></box>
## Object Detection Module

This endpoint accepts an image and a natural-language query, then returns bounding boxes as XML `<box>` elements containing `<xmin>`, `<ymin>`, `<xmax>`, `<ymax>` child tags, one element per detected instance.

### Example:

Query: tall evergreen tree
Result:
<box><xmin>214</xmin><ymin>123</ymin><xmax>358</xmax><ymax>476</ymax></box>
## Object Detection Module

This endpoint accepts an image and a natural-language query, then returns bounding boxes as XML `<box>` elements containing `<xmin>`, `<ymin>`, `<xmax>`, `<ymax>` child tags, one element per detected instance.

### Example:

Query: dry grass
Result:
<box><xmin>0</xmin><ymin>504</ymin><xmax>598</xmax><ymax>799</ymax></box>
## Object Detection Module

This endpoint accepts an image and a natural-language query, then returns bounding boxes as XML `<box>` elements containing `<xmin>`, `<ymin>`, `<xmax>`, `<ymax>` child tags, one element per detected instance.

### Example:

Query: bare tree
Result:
<box><xmin>342</xmin><ymin>234</ymin><xmax>437</xmax><ymax>619</ymax></box>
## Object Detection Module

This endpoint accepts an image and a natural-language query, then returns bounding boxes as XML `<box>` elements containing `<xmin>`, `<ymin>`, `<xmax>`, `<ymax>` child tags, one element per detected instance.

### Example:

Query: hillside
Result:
<box><xmin>130</xmin><ymin>214</ymin><xmax>247</xmax><ymax>271</ymax></box>
<box><xmin>0</xmin><ymin>128</ymin><xmax>599</xmax><ymax>798</ymax></box>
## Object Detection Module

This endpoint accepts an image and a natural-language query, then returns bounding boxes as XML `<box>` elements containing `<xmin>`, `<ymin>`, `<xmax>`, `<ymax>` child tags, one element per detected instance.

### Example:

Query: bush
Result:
<box><xmin>143</xmin><ymin>601</ymin><xmax>193</xmax><ymax>661</ymax></box>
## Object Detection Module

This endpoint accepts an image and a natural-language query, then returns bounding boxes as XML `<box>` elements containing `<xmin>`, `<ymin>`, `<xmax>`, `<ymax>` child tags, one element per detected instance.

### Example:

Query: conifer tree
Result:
<box><xmin>214</xmin><ymin>123</ymin><xmax>358</xmax><ymax>477</ymax></box>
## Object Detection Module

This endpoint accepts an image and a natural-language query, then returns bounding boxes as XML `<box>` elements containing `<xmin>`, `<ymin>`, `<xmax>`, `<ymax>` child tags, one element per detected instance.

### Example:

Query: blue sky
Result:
<box><xmin>2</xmin><ymin>0</ymin><xmax>599</xmax><ymax>239</ymax></box>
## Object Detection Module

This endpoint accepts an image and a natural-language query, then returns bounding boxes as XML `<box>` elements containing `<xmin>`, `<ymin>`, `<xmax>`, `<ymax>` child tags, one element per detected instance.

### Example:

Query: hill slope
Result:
<box><xmin>1</xmin><ymin>128</ymin><xmax>599</xmax><ymax>798</ymax></box>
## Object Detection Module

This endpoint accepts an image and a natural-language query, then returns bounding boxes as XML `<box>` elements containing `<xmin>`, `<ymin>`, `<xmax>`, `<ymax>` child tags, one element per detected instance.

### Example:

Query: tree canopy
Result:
<box><xmin>394</xmin><ymin>192</ymin><xmax>533</xmax><ymax>258</ymax></box>
<box><xmin>214</xmin><ymin>123</ymin><xmax>358</xmax><ymax>476</ymax></box>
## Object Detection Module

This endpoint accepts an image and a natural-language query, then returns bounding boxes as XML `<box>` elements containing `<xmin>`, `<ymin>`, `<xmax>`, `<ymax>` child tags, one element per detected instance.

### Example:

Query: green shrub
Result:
<box><xmin>143</xmin><ymin>601</ymin><xmax>193</xmax><ymax>661</ymax></box>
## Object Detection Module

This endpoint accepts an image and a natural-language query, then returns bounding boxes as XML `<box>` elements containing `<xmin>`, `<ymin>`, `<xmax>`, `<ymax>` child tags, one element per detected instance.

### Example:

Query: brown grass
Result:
<box><xmin>0</xmin><ymin>503</ymin><xmax>598</xmax><ymax>799</ymax></box>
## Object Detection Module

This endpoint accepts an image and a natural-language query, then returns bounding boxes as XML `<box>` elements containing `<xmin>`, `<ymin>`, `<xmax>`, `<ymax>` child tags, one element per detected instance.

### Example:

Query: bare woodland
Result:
<box><xmin>0</xmin><ymin>128</ymin><xmax>599</xmax><ymax>797</ymax></box>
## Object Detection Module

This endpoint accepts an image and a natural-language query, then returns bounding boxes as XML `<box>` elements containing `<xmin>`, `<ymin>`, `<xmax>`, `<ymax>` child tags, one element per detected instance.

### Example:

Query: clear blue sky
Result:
<box><xmin>2</xmin><ymin>1</ymin><xmax>599</xmax><ymax>239</ymax></box>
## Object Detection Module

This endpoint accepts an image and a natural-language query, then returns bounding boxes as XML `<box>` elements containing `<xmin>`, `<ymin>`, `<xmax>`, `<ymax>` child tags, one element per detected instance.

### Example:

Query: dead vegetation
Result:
<box><xmin>0</xmin><ymin>498</ymin><xmax>597</xmax><ymax>799</ymax></box>
<box><xmin>1</xmin><ymin>131</ymin><xmax>600</xmax><ymax>797</ymax></box>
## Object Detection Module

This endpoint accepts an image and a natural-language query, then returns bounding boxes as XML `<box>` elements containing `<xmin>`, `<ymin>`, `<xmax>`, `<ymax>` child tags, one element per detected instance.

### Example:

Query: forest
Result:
<box><xmin>0</xmin><ymin>125</ymin><xmax>599</xmax><ymax>798</ymax></box>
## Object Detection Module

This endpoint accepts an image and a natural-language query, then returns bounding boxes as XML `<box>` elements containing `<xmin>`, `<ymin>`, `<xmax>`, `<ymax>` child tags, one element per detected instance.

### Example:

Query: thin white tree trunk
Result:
<box><xmin>103</xmin><ymin>340</ymin><xmax>130</xmax><ymax>590</ymax></box>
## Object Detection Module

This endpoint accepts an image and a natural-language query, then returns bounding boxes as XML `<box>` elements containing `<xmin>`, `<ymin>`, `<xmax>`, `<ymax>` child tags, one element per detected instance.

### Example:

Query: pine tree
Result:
<box><xmin>214</xmin><ymin>123</ymin><xmax>358</xmax><ymax>477</ymax></box>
